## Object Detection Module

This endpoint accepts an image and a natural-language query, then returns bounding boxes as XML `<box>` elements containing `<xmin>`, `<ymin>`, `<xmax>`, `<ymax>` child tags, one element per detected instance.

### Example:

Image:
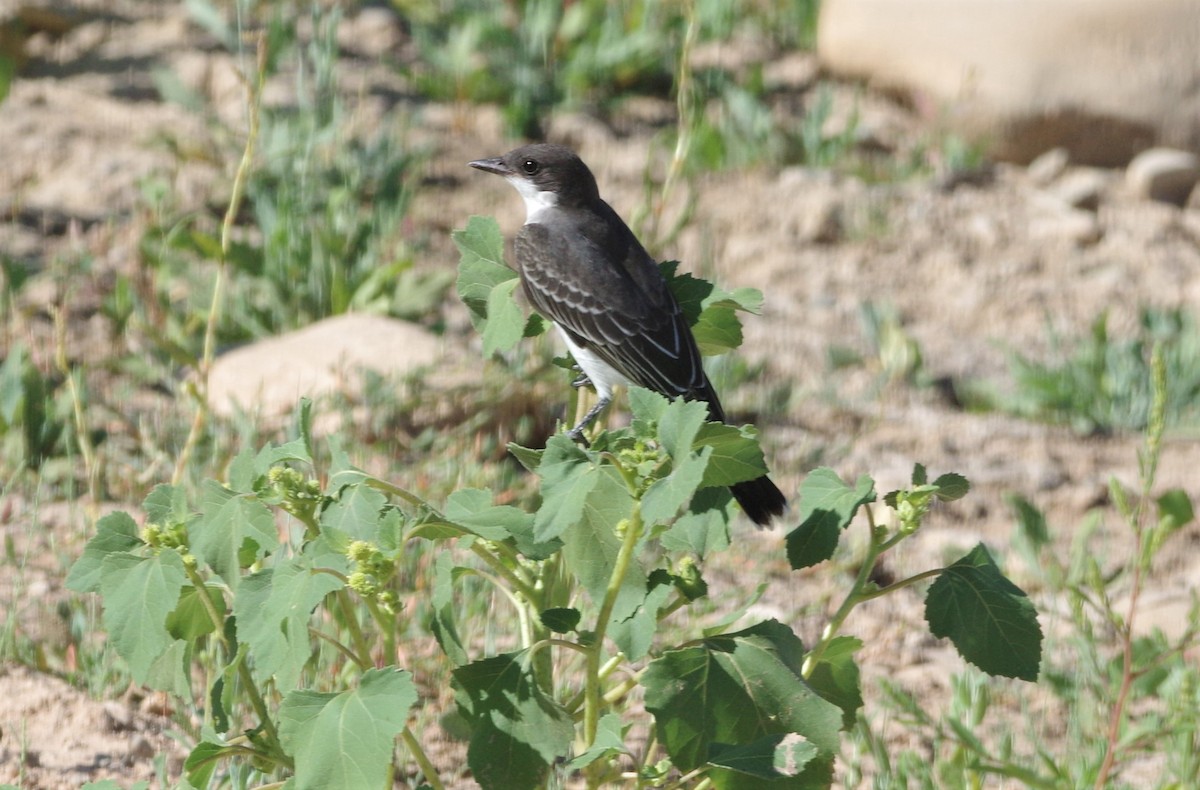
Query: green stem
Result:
<box><xmin>802</xmin><ymin>506</ymin><xmax>886</xmax><ymax>678</ymax></box>
<box><xmin>402</xmin><ymin>726</ymin><xmax>445</xmax><ymax>790</ymax></box>
<box><xmin>470</xmin><ymin>542</ymin><xmax>538</xmax><ymax>603</ymax></box>
<box><xmin>855</xmin><ymin>568</ymin><xmax>945</xmax><ymax>602</ymax></box>
<box><xmin>584</xmin><ymin>503</ymin><xmax>644</xmax><ymax>751</ymax></box>
<box><xmin>182</xmin><ymin>562</ymin><xmax>286</xmax><ymax>765</ymax></box>
<box><xmin>336</xmin><ymin>589</ymin><xmax>374</xmax><ymax>668</ymax></box>
<box><xmin>364</xmin><ymin>596</ymin><xmax>396</xmax><ymax>665</ymax></box>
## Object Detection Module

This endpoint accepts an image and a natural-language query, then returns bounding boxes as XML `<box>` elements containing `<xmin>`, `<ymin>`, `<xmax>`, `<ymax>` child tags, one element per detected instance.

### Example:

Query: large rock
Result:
<box><xmin>817</xmin><ymin>0</ymin><xmax>1200</xmax><ymax>165</ymax></box>
<box><xmin>207</xmin><ymin>313</ymin><xmax>450</xmax><ymax>419</ymax></box>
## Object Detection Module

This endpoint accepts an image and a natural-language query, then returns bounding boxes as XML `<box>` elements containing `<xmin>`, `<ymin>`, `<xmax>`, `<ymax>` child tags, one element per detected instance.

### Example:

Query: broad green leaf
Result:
<box><xmin>66</xmin><ymin>511</ymin><xmax>142</xmax><ymax>593</ymax></box>
<box><xmin>693</xmin><ymin>305</ymin><xmax>744</xmax><ymax>356</ymax></box>
<box><xmin>99</xmin><ymin>550</ymin><xmax>188</xmax><ymax>683</ymax></box>
<box><xmin>608</xmin><ymin>574</ymin><xmax>675</xmax><ymax>661</ymax></box>
<box><xmin>707</xmin><ymin>734</ymin><xmax>819</xmax><ymax>780</ymax></box>
<box><xmin>661</xmin><ymin>487</ymin><xmax>733</xmax><ymax>557</ymax></box>
<box><xmin>657</xmin><ymin>395</ymin><xmax>710</xmax><ymax>459</ymax></box>
<box><xmin>641</xmin><ymin>446</ymin><xmax>712</xmax><ymax>525</ymax></box>
<box><xmin>561</xmin><ymin>464</ymin><xmax>643</xmax><ymax>624</ymax></box>
<box><xmin>507</xmin><ymin>442</ymin><xmax>544</xmax><ymax>472</ymax></box>
<box><xmin>567</xmin><ymin>712</ymin><xmax>628</xmax><ymax>769</ymax></box>
<box><xmin>445</xmin><ymin>488</ymin><xmax>534</xmax><ymax>542</ymax></box>
<box><xmin>235</xmin><ymin>542</ymin><xmax>346</xmax><ymax>689</ymax></box>
<box><xmin>481</xmin><ymin>277</ymin><xmax>527</xmax><ymax>356</ymax></box>
<box><xmin>166</xmin><ymin>584</ymin><xmax>226</xmax><ymax>642</ymax></box>
<box><xmin>191</xmin><ymin>481</ymin><xmax>279</xmax><ymax>591</ymax></box>
<box><xmin>534</xmin><ymin>434</ymin><xmax>602</xmax><ymax>541</ymax></box>
<box><xmin>143</xmin><ymin>483</ymin><xmax>191</xmax><ymax>526</ymax></box>
<box><xmin>628</xmin><ymin>387</ymin><xmax>670</xmax><ymax>435</ymax></box>
<box><xmin>453</xmin><ymin>652</ymin><xmax>573</xmax><ymax>789</ymax></box>
<box><xmin>644</xmin><ymin>620</ymin><xmax>840</xmax><ymax>788</ymax></box>
<box><xmin>185</xmin><ymin>741</ymin><xmax>230</xmax><ymax>788</ymax></box>
<box><xmin>319</xmin><ymin>483</ymin><xmax>387</xmax><ymax>542</ymax></box>
<box><xmin>454</xmin><ymin>215</ymin><xmax>515</xmax><ymax>331</ymax></box>
<box><xmin>786</xmin><ymin>469</ymin><xmax>875</xmax><ymax>570</ymax></box>
<box><xmin>279</xmin><ymin>668</ymin><xmax>416</xmax><ymax>790</ymax></box>
<box><xmin>694</xmin><ymin>423</ymin><xmax>769</xmax><ymax>487</ymax></box>
<box><xmin>803</xmin><ymin>636</ymin><xmax>863</xmax><ymax>729</ymax></box>
<box><xmin>142</xmin><ymin>638</ymin><xmax>192</xmax><ymax>699</ymax></box>
<box><xmin>925</xmin><ymin>543</ymin><xmax>1043</xmax><ymax>681</ymax></box>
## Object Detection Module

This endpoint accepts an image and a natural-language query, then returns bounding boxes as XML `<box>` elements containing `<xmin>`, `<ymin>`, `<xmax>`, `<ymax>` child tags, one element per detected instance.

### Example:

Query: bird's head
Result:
<box><xmin>469</xmin><ymin>143</ymin><xmax>600</xmax><ymax>222</ymax></box>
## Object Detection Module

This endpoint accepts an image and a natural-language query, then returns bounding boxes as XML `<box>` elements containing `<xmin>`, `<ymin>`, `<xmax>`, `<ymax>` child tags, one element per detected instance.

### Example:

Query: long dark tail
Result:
<box><xmin>730</xmin><ymin>474</ymin><xmax>787</xmax><ymax>528</ymax></box>
<box><xmin>691</xmin><ymin>382</ymin><xmax>786</xmax><ymax>528</ymax></box>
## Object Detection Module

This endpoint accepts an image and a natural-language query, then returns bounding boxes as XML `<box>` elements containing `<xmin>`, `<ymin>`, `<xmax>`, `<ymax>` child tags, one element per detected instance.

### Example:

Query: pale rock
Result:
<box><xmin>1047</xmin><ymin>168</ymin><xmax>1109</xmax><ymax>212</ymax></box>
<box><xmin>818</xmin><ymin>0</ymin><xmax>1200</xmax><ymax>164</ymax></box>
<box><xmin>1028</xmin><ymin>193</ymin><xmax>1103</xmax><ymax>245</ymax></box>
<box><xmin>207</xmin><ymin>314</ymin><xmax>452</xmax><ymax>419</ymax></box>
<box><xmin>1126</xmin><ymin>147</ymin><xmax>1200</xmax><ymax>206</ymax></box>
<box><xmin>1026</xmin><ymin>147</ymin><xmax>1069</xmax><ymax>186</ymax></box>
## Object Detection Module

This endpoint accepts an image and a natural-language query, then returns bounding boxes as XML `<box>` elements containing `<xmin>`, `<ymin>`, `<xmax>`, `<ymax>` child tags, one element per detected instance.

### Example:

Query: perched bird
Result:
<box><xmin>469</xmin><ymin>143</ymin><xmax>786</xmax><ymax>527</ymax></box>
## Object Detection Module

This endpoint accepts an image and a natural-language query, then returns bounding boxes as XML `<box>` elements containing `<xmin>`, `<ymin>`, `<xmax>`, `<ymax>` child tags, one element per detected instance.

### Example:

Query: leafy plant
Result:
<box><xmin>993</xmin><ymin>308</ymin><xmax>1200</xmax><ymax>433</ymax></box>
<box><xmin>66</xmin><ymin>215</ymin><xmax>1041</xmax><ymax>788</ymax></box>
<box><xmin>861</xmin><ymin>346</ymin><xmax>1198</xmax><ymax>788</ymax></box>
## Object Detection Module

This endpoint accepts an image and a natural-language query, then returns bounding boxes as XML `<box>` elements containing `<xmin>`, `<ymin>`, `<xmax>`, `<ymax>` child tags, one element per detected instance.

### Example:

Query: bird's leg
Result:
<box><xmin>567</xmin><ymin>394</ymin><xmax>610</xmax><ymax>446</ymax></box>
<box><xmin>571</xmin><ymin>372</ymin><xmax>592</xmax><ymax>389</ymax></box>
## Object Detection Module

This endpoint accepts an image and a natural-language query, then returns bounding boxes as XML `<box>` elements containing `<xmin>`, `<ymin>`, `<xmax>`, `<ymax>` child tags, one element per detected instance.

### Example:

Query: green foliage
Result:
<box><xmin>135</xmin><ymin>3</ymin><xmax>446</xmax><ymax>358</ymax></box>
<box><xmin>0</xmin><ymin>344</ymin><xmax>73</xmax><ymax>472</ymax></box>
<box><xmin>63</xmin><ymin>222</ymin><xmax>1041</xmax><ymax>787</ymax></box>
<box><xmin>993</xmin><ymin>308</ymin><xmax>1200</xmax><ymax>433</ymax></box>
<box><xmin>861</xmin><ymin>345</ymin><xmax>1200</xmax><ymax>788</ymax></box>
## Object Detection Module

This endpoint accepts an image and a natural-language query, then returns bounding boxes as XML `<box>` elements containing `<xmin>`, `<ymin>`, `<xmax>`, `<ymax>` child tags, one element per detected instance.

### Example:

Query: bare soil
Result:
<box><xmin>2</xmin><ymin>2</ymin><xmax>1199</xmax><ymax>787</ymax></box>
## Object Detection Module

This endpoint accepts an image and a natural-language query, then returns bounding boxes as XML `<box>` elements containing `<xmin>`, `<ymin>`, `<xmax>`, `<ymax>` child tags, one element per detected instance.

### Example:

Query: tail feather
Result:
<box><xmin>730</xmin><ymin>474</ymin><xmax>787</xmax><ymax>528</ymax></box>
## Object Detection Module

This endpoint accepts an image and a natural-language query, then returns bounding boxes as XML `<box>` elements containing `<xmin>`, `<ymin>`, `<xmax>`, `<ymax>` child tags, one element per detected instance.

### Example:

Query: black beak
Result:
<box><xmin>468</xmin><ymin>157</ymin><xmax>510</xmax><ymax>176</ymax></box>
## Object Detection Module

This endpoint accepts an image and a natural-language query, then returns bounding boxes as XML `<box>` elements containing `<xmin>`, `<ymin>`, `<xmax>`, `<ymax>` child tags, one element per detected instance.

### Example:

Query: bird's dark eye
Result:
<box><xmin>522</xmin><ymin>159</ymin><xmax>539</xmax><ymax>175</ymax></box>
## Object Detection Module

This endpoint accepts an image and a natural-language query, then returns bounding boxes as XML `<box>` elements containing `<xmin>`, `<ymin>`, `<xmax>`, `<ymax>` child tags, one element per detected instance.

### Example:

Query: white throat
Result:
<box><xmin>507</xmin><ymin>176</ymin><xmax>558</xmax><ymax>224</ymax></box>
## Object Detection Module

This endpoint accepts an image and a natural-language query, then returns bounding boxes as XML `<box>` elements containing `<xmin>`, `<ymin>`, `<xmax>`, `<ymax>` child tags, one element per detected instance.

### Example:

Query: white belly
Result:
<box><xmin>555</xmin><ymin>325</ymin><xmax>628</xmax><ymax>400</ymax></box>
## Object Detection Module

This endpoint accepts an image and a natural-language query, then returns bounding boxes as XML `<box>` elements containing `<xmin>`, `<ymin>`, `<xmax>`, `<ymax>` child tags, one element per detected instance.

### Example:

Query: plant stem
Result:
<box><xmin>173</xmin><ymin>33</ymin><xmax>266</xmax><ymax>486</ymax></box>
<box><xmin>336</xmin><ymin>588</ymin><xmax>374</xmax><ymax>668</ymax></box>
<box><xmin>584</xmin><ymin>502</ymin><xmax>643</xmax><ymax>753</ymax></box>
<box><xmin>401</xmin><ymin>726</ymin><xmax>445</xmax><ymax>790</ymax></box>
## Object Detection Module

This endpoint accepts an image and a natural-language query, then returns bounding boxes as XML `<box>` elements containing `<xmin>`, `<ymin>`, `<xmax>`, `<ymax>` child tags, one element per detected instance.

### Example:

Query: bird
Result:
<box><xmin>468</xmin><ymin>143</ymin><xmax>786</xmax><ymax>527</ymax></box>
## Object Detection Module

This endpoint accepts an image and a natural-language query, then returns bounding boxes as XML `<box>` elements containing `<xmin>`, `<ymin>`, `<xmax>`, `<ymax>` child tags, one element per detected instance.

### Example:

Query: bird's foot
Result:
<box><xmin>570</xmin><ymin>372</ymin><xmax>592</xmax><ymax>389</ymax></box>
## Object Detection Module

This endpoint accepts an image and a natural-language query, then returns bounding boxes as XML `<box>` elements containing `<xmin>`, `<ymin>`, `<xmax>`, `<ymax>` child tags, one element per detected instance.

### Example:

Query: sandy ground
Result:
<box><xmin>2</xmin><ymin>2</ymin><xmax>1199</xmax><ymax>787</ymax></box>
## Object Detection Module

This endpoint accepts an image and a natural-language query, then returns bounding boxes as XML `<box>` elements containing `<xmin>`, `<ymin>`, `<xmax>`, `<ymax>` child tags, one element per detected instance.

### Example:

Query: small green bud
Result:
<box><xmin>141</xmin><ymin>524</ymin><xmax>162</xmax><ymax>546</ymax></box>
<box><xmin>347</xmin><ymin>540</ymin><xmax>374</xmax><ymax>563</ymax></box>
<box><xmin>347</xmin><ymin>571</ymin><xmax>377</xmax><ymax>597</ymax></box>
<box><xmin>181</xmin><ymin>552</ymin><xmax>199</xmax><ymax>570</ymax></box>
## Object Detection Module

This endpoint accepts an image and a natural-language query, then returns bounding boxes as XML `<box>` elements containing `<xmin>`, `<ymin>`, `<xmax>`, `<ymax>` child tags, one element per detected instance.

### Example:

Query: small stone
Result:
<box><xmin>1126</xmin><ymin>147</ymin><xmax>1200</xmax><ymax>206</ymax></box>
<box><xmin>102</xmin><ymin>701</ymin><xmax>134</xmax><ymax>732</ymax></box>
<box><xmin>1048</xmin><ymin>168</ymin><xmax>1109</xmax><ymax>212</ymax></box>
<box><xmin>1029</xmin><ymin>196</ymin><xmax>1103</xmax><ymax>245</ymax></box>
<box><xmin>129</xmin><ymin>736</ymin><xmax>155</xmax><ymax>760</ymax></box>
<box><xmin>1027</xmin><ymin>147</ymin><xmax>1069</xmax><ymax>185</ymax></box>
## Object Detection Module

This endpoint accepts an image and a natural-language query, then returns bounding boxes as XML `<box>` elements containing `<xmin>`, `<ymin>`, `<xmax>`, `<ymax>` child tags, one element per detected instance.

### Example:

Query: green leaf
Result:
<box><xmin>932</xmin><ymin>472</ymin><xmax>970</xmax><ymax>501</ymax></box>
<box><xmin>925</xmin><ymin>543</ymin><xmax>1043</xmax><ymax>681</ymax></box>
<box><xmin>143</xmin><ymin>483</ymin><xmax>191</xmax><ymax>526</ymax></box>
<box><xmin>644</xmin><ymin>620</ymin><xmax>840</xmax><ymax>788</ymax></box>
<box><xmin>533</xmin><ymin>434</ymin><xmax>602</xmax><ymax>541</ymax></box>
<box><xmin>454</xmin><ymin>215</ymin><xmax>517</xmax><ymax>332</ymax></box>
<box><xmin>693</xmin><ymin>305</ymin><xmax>744</xmax><ymax>356</ymax></box>
<box><xmin>507</xmin><ymin>442</ymin><xmax>544</xmax><ymax>472</ymax></box>
<box><xmin>481</xmin><ymin>277</ymin><xmax>527</xmax><ymax>356</ymax></box>
<box><xmin>657</xmin><ymin>395</ymin><xmax>710</xmax><ymax>459</ymax></box>
<box><xmin>142</xmin><ymin>638</ymin><xmax>192</xmax><ymax>699</ymax></box>
<box><xmin>567</xmin><ymin>712</ymin><xmax>628</xmax><ymax>769</ymax></box>
<box><xmin>786</xmin><ymin>469</ymin><xmax>875</xmax><ymax>570</ymax></box>
<box><xmin>319</xmin><ymin>484</ymin><xmax>388</xmax><ymax>542</ymax></box>
<box><xmin>707</xmin><ymin>734</ymin><xmax>819</xmax><ymax>780</ymax></box>
<box><xmin>191</xmin><ymin>481</ymin><xmax>279</xmax><ymax>591</ymax></box>
<box><xmin>608</xmin><ymin>573</ymin><xmax>675</xmax><ymax>661</ymax></box>
<box><xmin>540</xmin><ymin>607</ymin><xmax>581</xmax><ymax>633</ymax></box>
<box><xmin>166</xmin><ymin>584</ymin><xmax>226</xmax><ymax>642</ymax></box>
<box><xmin>445</xmin><ymin>488</ymin><xmax>534</xmax><ymax>542</ymax></box>
<box><xmin>660</xmin><ymin>487</ymin><xmax>733</xmax><ymax>558</ymax></box>
<box><xmin>452</xmin><ymin>652</ymin><xmax>573</xmax><ymax>790</ymax></box>
<box><xmin>431</xmin><ymin>552</ymin><xmax>468</xmax><ymax>666</ymax></box>
<box><xmin>693</xmin><ymin>422</ymin><xmax>769</xmax><ymax>488</ymax></box>
<box><xmin>66</xmin><ymin>511</ymin><xmax>142</xmax><ymax>593</ymax></box>
<box><xmin>641</xmin><ymin>446</ymin><xmax>712</xmax><ymax>525</ymax></box>
<box><xmin>279</xmin><ymin>668</ymin><xmax>416</xmax><ymax>790</ymax></box>
<box><xmin>1157</xmin><ymin>488</ymin><xmax>1194</xmax><ymax>534</ymax></box>
<box><xmin>98</xmin><ymin>550</ymin><xmax>188</xmax><ymax>683</ymax></box>
<box><xmin>803</xmin><ymin>636</ymin><xmax>863</xmax><ymax>729</ymax></box>
<box><xmin>561</xmin><ymin>465</ymin><xmax>643</xmax><ymax>624</ymax></box>
<box><xmin>1006</xmin><ymin>493</ymin><xmax>1050</xmax><ymax>549</ymax></box>
<box><xmin>235</xmin><ymin>541</ymin><xmax>346</xmax><ymax>689</ymax></box>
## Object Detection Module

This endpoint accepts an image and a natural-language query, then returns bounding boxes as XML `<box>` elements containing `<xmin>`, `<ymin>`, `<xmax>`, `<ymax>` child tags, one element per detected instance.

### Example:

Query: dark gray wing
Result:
<box><xmin>514</xmin><ymin>205</ymin><xmax>721</xmax><ymax>417</ymax></box>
